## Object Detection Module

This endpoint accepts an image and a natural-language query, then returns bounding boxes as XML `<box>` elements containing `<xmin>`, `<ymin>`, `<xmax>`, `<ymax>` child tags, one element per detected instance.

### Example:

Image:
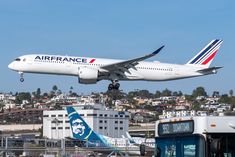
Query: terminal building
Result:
<box><xmin>43</xmin><ymin>104</ymin><xmax>129</xmax><ymax>139</ymax></box>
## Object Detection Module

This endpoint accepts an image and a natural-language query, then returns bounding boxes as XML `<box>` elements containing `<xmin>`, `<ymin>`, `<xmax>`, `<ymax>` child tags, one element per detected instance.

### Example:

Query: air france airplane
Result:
<box><xmin>8</xmin><ymin>39</ymin><xmax>223</xmax><ymax>90</ymax></box>
<box><xmin>66</xmin><ymin>106</ymin><xmax>150</xmax><ymax>156</ymax></box>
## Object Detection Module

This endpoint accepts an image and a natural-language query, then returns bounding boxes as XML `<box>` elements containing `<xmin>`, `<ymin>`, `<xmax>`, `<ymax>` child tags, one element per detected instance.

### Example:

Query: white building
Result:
<box><xmin>0</xmin><ymin>93</ymin><xmax>4</xmax><ymax>101</ymax></box>
<box><xmin>159</xmin><ymin>110</ymin><xmax>197</xmax><ymax>119</ymax></box>
<box><xmin>43</xmin><ymin>104</ymin><xmax>129</xmax><ymax>139</ymax></box>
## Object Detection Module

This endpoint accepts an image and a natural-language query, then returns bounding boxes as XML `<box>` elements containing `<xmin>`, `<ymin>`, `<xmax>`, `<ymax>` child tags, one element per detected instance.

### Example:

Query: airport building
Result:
<box><xmin>43</xmin><ymin>104</ymin><xmax>129</xmax><ymax>139</ymax></box>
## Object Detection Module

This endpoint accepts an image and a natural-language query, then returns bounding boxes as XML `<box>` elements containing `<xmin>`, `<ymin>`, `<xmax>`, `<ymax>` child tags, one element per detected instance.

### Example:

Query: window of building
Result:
<box><xmin>99</xmin><ymin>120</ymin><xmax>103</xmax><ymax>123</ymax></box>
<box><xmin>65</xmin><ymin>120</ymin><xmax>69</xmax><ymax>123</ymax></box>
<box><xmin>115</xmin><ymin>115</ymin><xmax>118</xmax><ymax>117</ymax></box>
<box><xmin>120</xmin><ymin>121</ymin><xmax>123</xmax><ymax>124</ymax></box>
<box><xmin>104</xmin><ymin>114</ymin><xmax>108</xmax><ymax>117</ymax></box>
<box><xmin>43</xmin><ymin>115</ymin><xmax>49</xmax><ymax>117</ymax></box>
<box><xmin>115</xmin><ymin>121</ymin><xmax>118</xmax><ymax>124</ymax></box>
<box><xmin>87</xmin><ymin>114</ymin><xmax>97</xmax><ymax>117</ymax></box>
<box><xmin>104</xmin><ymin>120</ymin><xmax>107</xmax><ymax>123</ymax></box>
<box><xmin>99</xmin><ymin>114</ymin><xmax>103</xmax><ymax>117</ymax></box>
<box><xmin>99</xmin><ymin>127</ymin><xmax>103</xmax><ymax>129</ymax></box>
<box><xmin>58</xmin><ymin>114</ymin><xmax>63</xmax><ymax>117</ymax></box>
<box><xmin>65</xmin><ymin>127</ymin><xmax>70</xmax><ymax>129</ymax></box>
<box><xmin>51</xmin><ymin>115</ymin><xmax>56</xmax><ymax>117</ymax></box>
<box><xmin>115</xmin><ymin>127</ymin><xmax>118</xmax><ymax>130</ymax></box>
<box><xmin>104</xmin><ymin>127</ymin><xmax>107</xmax><ymax>130</ymax></box>
<box><xmin>120</xmin><ymin>127</ymin><xmax>123</xmax><ymax>130</ymax></box>
<box><xmin>51</xmin><ymin>127</ymin><xmax>56</xmax><ymax>130</ymax></box>
<box><xmin>58</xmin><ymin>127</ymin><xmax>63</xmax><ymax>129</ymax></box>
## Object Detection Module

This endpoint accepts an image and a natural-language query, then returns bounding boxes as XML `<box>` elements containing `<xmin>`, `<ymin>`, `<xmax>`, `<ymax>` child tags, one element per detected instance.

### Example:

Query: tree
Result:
<box><xmin>155</xmin><ymin>91</ymin><xmax>161</xmax><ymax>98</ymax></box>
<box><xmin>57</xmin><ymin>89</ymin><xmax>62</xmax><ymax>95</ymax></box>
<box><xmin>69</xmin><ymin>86</ymin><xmax>73</xmax><ymax>95</ymax></box>
<box><xmin>105</xmin><ymin>90</ymin><xmax>126</xmax><ymax>101</ymax></box>
<box><xmin>172</xmin><ymin>91</ymin><xmax>178</xmax><ymax>96</ymax></box>
<box><xmin>212</xmin><ymin>91</ymin><xmax>220</xmax><ymax>98</ymax></box>
<box><xmin>35</xmin><ymin>88</ymin><xmax>41</xmax><ymax>99</ymax></box>
<box><xmin>15</xmin><ymin>92</ymin><xmax>31</xmax><ymax>104</ymax></box>
<box><xmin>105</xmin><ymin>90</ymin><xmax>126</xmax><ymax>108</ymax></box>
<box><xmin>52</xmin><ymin>85</ymin><xmax>58</xmax><ymax>92</ymax></box>
<box><xmin>161</xmin><ymin>88</ymin><xmax>172</xmax><ymax>96</ymax></box>
<box><xmin>219</xmin><ymin>94</ymin><xmax>230</xmax><ymax>104</ymax></box>
<box><xmin>192</xmin><ymin>87</ymin><xmax>207</xmax><ymax>98</ymax></box>
<box><xmin>185</xmin><ymin>94</ymin><xmax>194</xmax><ymax>102</ymax></box>
<box><xmin>137</xmin><ymin>90</ymin><xmax>154</xmax><ymax>98</ymax></box>
<box><xmin>191</xmin><ymin>101</ymin><xmax>200</xmax><ymax>110</ymax></box>
<box><xmin>43</xmin><ymin>92</ymin><xmax>48</xmax><ymax>97</ymax></box>
<box><xmin>229</xmin><ymin>89</ymin><xmax>233</xmax><ymax>97</ymax></box>
<box><xmin>70</xmin><ymin>92</ymin><xmax>78</xmax><ymax>97</ymax></box>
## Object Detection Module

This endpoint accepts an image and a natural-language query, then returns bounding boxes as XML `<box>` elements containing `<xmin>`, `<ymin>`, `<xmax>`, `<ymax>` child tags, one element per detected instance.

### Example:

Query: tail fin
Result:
<box><xmin>125</xmin><ymin>132</ymin><xmax>135</xmax><ymax>144</ymax></box>
<box><xmin>186</xmin><ymin>39</ymin><xmax>223</xmax><ymax>67</ymax></box>
<box><xmin>66</xmin><ymin>107</ymin><xmax>104</xmax><ymax>144</ymax></box>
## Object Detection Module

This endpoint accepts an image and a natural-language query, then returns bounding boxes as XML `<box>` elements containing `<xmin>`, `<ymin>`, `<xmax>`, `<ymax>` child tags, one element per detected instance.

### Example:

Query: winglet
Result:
<box><xmin>101</xmin><ymin>45</ymin><xmax>164</xmax><ymax>71</ymax></box>
<box><xmin>152</xmin><ymin>45</ymin><xmax>165</xmax><ymax>55</ymax></box>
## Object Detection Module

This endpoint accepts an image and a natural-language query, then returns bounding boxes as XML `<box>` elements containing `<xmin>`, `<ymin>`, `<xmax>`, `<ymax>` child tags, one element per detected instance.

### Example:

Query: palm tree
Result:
<box><xmin>229</xmin><ymin>89</ymin><xmax>233</xmax><ymax>97</ymax></box>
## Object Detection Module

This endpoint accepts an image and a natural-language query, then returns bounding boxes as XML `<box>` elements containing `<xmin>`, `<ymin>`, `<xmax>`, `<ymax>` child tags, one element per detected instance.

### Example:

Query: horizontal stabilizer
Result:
<box><xmin>197</xmin><ymin>66</ymin><xmax>222</xmax><ymax>74</ymax></box>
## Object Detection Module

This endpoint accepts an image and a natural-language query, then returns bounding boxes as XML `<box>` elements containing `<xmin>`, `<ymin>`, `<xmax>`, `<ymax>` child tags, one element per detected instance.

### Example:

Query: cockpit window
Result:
<box><xmin>15</xmin><ymin>58</ymin><xmax>21</xmax><ymax>61</ymax></box>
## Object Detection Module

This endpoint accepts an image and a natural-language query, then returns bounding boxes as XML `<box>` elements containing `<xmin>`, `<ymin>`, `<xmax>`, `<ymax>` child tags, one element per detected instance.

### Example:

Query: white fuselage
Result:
<box><xmin>8</xmin><ymin>54</ymin><xmax>206</xmax><ymax>82</ymax></box>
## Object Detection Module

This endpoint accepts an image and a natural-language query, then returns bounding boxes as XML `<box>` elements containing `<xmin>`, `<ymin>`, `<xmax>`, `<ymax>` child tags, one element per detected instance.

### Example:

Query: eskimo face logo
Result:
<box><xmin>71</xmin><ymin>119</ymin><xmax>85</xmax><ymax>136</ymax></box>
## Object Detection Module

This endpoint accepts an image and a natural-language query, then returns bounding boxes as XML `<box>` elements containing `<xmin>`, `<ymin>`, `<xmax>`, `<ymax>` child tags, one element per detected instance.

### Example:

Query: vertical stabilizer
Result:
<box><xmin>66</xmin><ymin>107</ymin><xmax>105</xmax><ymax>145</ymax></box>
<box><xmin>186</xmin><ymin>39</ymin><xmax>223</xmax><ymax>67</ymax></box>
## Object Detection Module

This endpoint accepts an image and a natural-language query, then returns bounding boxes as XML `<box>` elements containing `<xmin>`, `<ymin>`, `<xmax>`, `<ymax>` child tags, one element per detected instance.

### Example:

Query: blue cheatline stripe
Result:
<box><xmin>190</xmin><ymin>39</ymin><xmax>220</xmax><ymax>64</ymax></box>
<box><xmin>195</xmin><ymin>40</ymin><xmax>222</xmax><ymax>64</ymax></box>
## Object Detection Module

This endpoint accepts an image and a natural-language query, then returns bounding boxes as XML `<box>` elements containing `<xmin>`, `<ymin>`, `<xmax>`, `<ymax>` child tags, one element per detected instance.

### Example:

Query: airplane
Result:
<box><xmin>66</xmin><ymin>106</ymin><xmax>153</xmax><ymax>156</ymax></box>
<box><xmin>8</xmin><ymin>39</ymin><xmax>223</xmax><ymax>90</ymax></box>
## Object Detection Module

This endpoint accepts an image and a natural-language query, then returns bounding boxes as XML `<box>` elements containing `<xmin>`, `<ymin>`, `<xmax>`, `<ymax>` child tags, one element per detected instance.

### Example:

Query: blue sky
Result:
<box><xmin>1</xmin><ymin>0</ymin><xmax>235</xmax><ymax>95</ymax></box>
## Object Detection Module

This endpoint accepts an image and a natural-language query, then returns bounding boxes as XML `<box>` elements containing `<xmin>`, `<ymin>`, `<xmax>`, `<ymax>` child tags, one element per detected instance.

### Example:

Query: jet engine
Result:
<box><xmin>78</xmin><ymin>67</ymin><xmax>99</xmax><ymax>84</ymax></box>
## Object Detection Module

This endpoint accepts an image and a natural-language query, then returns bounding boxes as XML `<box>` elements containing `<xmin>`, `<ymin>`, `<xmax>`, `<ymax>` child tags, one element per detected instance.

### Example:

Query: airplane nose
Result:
<box><xmin>8</xmin><ymin>62</ymin><xmax>14</xmax><ymax>70</ymax></box>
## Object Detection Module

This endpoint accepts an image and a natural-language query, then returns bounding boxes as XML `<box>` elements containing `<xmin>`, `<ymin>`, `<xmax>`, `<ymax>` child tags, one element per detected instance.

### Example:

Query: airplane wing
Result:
<box><xmin>101</xmin><ymin>46</ymin><xmax>164</xmax><ymax>72</ymax></box>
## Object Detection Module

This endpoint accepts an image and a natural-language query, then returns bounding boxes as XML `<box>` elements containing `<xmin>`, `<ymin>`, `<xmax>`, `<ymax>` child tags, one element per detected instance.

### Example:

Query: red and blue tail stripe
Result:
<box><xmin>187</xmin><ymin>39</ymin><xmax>223</xmax><ymax>67</ymax></box>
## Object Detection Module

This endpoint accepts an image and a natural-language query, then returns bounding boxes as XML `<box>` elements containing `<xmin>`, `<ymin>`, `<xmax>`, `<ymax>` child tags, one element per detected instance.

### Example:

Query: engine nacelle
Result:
<box><xmin>78</xmin><ymin>67</ymin><xmax>98</xmax><ymax>84</ymax></box>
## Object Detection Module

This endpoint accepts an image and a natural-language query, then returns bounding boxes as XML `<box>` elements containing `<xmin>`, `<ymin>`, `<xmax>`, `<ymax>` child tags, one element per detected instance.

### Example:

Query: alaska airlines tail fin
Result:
<box><xmin>186</xmin><ymin>39</ymin><xmax>223</xmax><ymax>68</ymax></box>
<box><xmin>66</xmin><ymin>107</ymin><xmax>105</xmax><ymax>145</ymax></box>
<box><xmin>125</xmin><ymin>132</ymin><xmax>135</xmax><ymax>144</ymax></box>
